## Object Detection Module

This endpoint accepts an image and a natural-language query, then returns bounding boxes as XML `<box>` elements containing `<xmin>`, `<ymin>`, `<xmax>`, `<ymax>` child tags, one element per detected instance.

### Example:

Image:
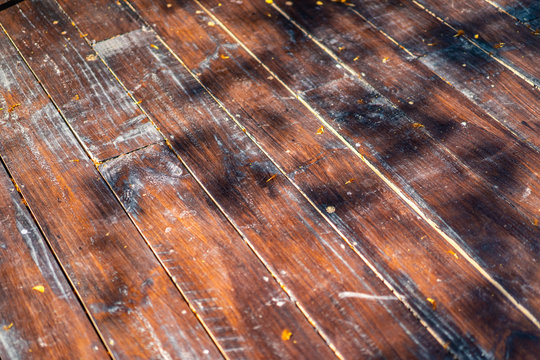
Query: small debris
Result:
<box><xmin>316</xmin><ymin>1</ymin><xmax>323</xmax><ymax>5</ymax></box>
<box><xmin>150</xmin><ymin>44</ymin><xmax>159</xmax><ymax>50</ymax></box>
<box><xmin>316</xmin><ymin>125</ymin><xmax>324</xmax><ymax>134</ymax></box>
<box><xmin>357</xmin><ymin>99</ymin><xmax>364</xmax><ymax>104</ymax></box>
<box><xmin>474</xmin><ymin>34</ymin><xmax>479</xmax><ymax>39</ymax></box>
<box><xmin>408</xmin><ymin>100</ymin><xmax>414</xmax><ymax>105</ymax></box>
<box><xmin>52</xmin><ymin>20</ymin><xmax>59</xmax><ymax>25</ymax></box>
<box><xmin>412</xmin><ymin>122</ymin><xmax>424</xmax><ymax>128</ymax></box>
<box><xmin>453</xmin><ymin>29</ymin><xmax>465</xmax><ymax>37</ymax></box>
<box><xmin>220</xmin><ymin>54</ymin><xmax>230</xmax><ymax>59</ymax></box>
<box><xmin>326</xmin><ymin>206</ymin><xmax>336</xmax><ymax>213</ymax></box>
<box><xmin>494</xmin><ymin>42</ymin><xmax>504</xmax><ymax>49</ymax></box>
<box><xmin>7</xmin><ymin>103</ymin><xmax>21</xmax><ymax>112</ymax></box>
<box><xmin>266</xmin><ymin>174</ymin><xmax>277</xmax><ymax>182</ymax></box>
<box><xmin>285</xmin><ymin>1</ymin><xmax>293</xmax><ymax>5</ymax></box>
<box><xmin>80</xmin><ymin>33</ymin><xmax>88</xmax><ymax>38</ymax></box>
<box><xmin>338</xmin><ymin>46</ymin><xmax>345</xmax><ymax>52</ymax></box>
<box><xmin>353</xmin><ymin>56</ymin><xmax>359</xmax><ymax>61</ymax></box>
<box><xmin>382</xmin><ymin>56</ymin><xmax>389</xmax><ymax>63</ymax></box>
<box><xmin>345</xmin><ymin>179</ymin><xmax>355</xmax><ymax>185</ymax></box>
<box><xmin>73</xmin><ymin>94</ymin><xmax>80</xmax><ymax>101</ymax></box>
<box><xmin>86</xmin><ymin>54</ymin><xmax>97</xmax><ymax>61</ymax></box>
<box><xmin>265</xmin><ymin>0</ymin><xmax>273</xmax><ymax>3</ymax></box>
<box><xmin>281</xmin><ymin>329</ymin><xmax>292</xmax><ymax>341</ymax></box>
<box><xmin>207</xmin><ymin>21</ymin><xmax>216</xmax><ymax>27</ymax></box>
<box><xmin>3</xmin><ymin>323</ymin><xmax>13</xmax><ymax>331</ymax></box>
<box><xmin>61</xmin><ymin>31</ymin><xmax>67</xmax><ymax>35</ymax></box>
<box><xmin>447</xmin><ymin>250</ymin><xmax>459</xmax><ymax>259</ymax></box>
<box><xmin>426</xmin><ymin>297</ymin><xmax>437</xmax><ymax>309</ymax></box>
<box><xmin>32</xmin><ymin>285</ymin><xmax>45</xmax><ymax>293</ymax></box>
<box><xmin>166</xmin><ymin>3</ymin><xmax>172</xmax><ymax>7</ymax></box>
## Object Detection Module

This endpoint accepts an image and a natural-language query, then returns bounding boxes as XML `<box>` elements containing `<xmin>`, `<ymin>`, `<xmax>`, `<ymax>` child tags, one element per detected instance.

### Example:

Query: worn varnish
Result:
<box><xmin>68</xmin><ymin>0</ymin><xmax>540</xmax><ymax>357</ymax></box>
<box><xmin>0</xmin><ymin>29</ymin><xmax>220</xmax><ymax>359</ymax></box>
<box><xmin>0</xmin><ymin>0</ymin><xmax>538</xmax><ymax>358</ymax></box>
<box><xmin>0</xmin><ymin>0</ymin><xmax>161</xmax><ymax>161</ymax></box>
<box><xmin>412</xmin><ymin>0</ymin><xmax>540</xmax><ymax>86</ymax></box>
<box><xmin>100</xmin><ymin>143</ymin><xmax>336</xmax><ymax>360</ymax></box>
<box><xmin>184</xmin><ymin>0</ymin><xmax>540</xmax><ymax>316</ymax></box>
<box><xmin>0</xmin><ymin>164</ymin><xmax>108</xmax><ymax>359</ymax></box>
<box><xmin>94</xmin><ymin>28</ymin><xmax>444</xmax><ymax>359</ymax></box>
<box><xmin>334</xmin><ymin>0</ymin><xmax>540</xmax><ymax>149</ymax></box>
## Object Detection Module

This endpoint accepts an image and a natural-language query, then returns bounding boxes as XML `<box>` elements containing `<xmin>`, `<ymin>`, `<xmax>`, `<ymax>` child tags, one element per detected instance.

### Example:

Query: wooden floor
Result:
<box><xmin>0</xmin><ymin>0</ymin><xmax>538</xmax><ymax>358</ymax></box>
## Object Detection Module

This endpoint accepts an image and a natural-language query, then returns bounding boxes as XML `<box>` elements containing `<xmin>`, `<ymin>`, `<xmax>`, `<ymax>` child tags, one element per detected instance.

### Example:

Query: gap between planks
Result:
<box><xmin>189</xmin><ymin>0</ymin><xmax>540</xmax><ymax>331</ymax></box>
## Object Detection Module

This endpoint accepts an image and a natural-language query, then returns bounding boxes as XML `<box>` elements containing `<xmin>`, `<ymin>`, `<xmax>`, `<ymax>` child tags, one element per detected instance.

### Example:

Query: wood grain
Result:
<box><xmin>486</xmin><ymin>0</ymin><xmax>540</xmax><ymax>29</ymax></box>
<box><xmin>0</xmin><ymin>0</ymin><xmax>161</xmax><ymax>161</ymax></box>
<box><xmin>100</xmin><ymin>142</ymin><xmax>337</xmax><ymax>360</ymax></box>
<box><xmin>185</xmin><ymin>0</ymin><xmax>540</xmax><ymax>316</ymax></box>
<box><xmin>0</xmin><ymin>28</ymin><xmax>221</xmax><ymax>360</ymax></box>
<box><xmin>94</xmin><ymin>28</ymin><xmax>446</xmax><ymax>359</ymax></box>
<box><xmin>333</xmin><ymin>0</ymin><xmax>540</xmax><ymax>149</ymax></box>
<box><xmin>412</xmin><ymin>0</ymin><xmax>540</xmax><ymax>86</ymax></box>
<box><xmin>0</xmin><ymin>163</ymin><xmax>108</xmax><ymax>359</ymax></box>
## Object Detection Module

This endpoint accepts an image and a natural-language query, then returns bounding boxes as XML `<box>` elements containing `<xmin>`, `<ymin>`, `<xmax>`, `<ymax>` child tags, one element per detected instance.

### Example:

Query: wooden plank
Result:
<box><xmin>486</xmin><ymin>0</ymin><xmax>540</xmax><ymax>30</ymax></box>
<box><xmin>187</xmin><ymin>0</ymin><xmax>540</xmax><ymax>313</ymax></box>
<box><xmin>0</xmin><ymin>29</ymin><xmax>221</xmax><ymax>360</ymax></box>
<box><xmin>331</xmin><ymin>0</ymin><xmax>540</xmax><ymax>149</ymax></box>
<box><xmin>0</xmin><ymin>0</ymin><xmax>162</xmax><ymax>162</ymax></box>
<box><xmin>411</xmin><ymin>0</ymin><xmax>540</xmax><ymax>86</ymax></box>
<box><xmin>93</xmin><ymin>29</ymin><xmax>447</xmax><ymax>359</ymax></box>
<box><xmin>100</xmin><ymin>143</ymin><xmax>337</xmax><ymax>359</ymax></box>
<box><xmin>0</xmin><ymin>164</ymin><xmax>108</xmax><ymax>359</ymax></box>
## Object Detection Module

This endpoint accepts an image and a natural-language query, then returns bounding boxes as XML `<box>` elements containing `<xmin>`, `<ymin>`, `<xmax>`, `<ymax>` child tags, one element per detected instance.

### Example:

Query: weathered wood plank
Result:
<box><xmin>100</xmin><ymin>143</ymin><xmax>337</xmax><ymax>360</ymax></box>
<box><xmin>411</xmin><ymin>0</ymin><xmax>540</xmax><ymax>86</ymax></box>
<box><xmin>0</xmin><ymin>29</ymin><xmax>221</xmax><ymax>360</ymax></box>
<box><xmin>331</xmin><ymin>0</ymin><xmax>540</xmax><ymax>149</ymax></box>
<box><xmin>186</xmin><ymin>0</ymin><xmax>540</xmax><ymax>315</ymax></box>
<box><xmin>0</xmin><ymin>163</ymin><xmax>108</xmax><ymax>359</ymax></box>
<box><xmin>0</xmin><ymin>0</ymin><xmax>161</xmax><ymax>161</ymax></box>
<box><xmin>94</xmin><ymin>28</ymin><xmax>446</xmax><ymax>359</ymax></box>
<box><xmin>486</xmin><ymin>0</ymin><xmax>540</xmax><ymax>29</ymax></box>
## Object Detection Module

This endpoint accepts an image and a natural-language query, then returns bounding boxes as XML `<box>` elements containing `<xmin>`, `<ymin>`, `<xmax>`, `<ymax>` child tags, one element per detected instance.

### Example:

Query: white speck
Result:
<box><xmin>355</xmin><ymin>143</ymin><xmax>360</xmax><ymax>147</ymax></box>
<box><xmin>262</xmin><ymin>276</ymin><xmax>269</xmax><ymax>282</ymax></box>
<box><xmin>20</xmin><ymin>229</ymin><xmax>28</xmax><ymax>235</ymax></box>
<box><xmin>181</xmin><ymin>310</ymin><xmax>187</xmax><ymax>315</ymax></box>
<box><xmin>280</xmin><ymin>270</ymin><xmax>287</xmax><ymax>275</ymax></box>
<box><xmin>326</xmin><ymin>206</ymin><xmax>336</xmax><ymax>213</ymax></box>
<box><xmin>165</xmin><ymin>227</ymin><xmax>172</xmax><ymax>233</ymax></box>
<box><xmin>346</xmin><ymin>191</ymin><xmax>352</xmax><ymax>196</ymax></box>
<box><xmin>203</xmin><ymin>350</ymin><xmax>210</xmax><ymax>355</ymax></box>
<box><xmin>361</xmin><ymin>72</ymin><xmax>366</xmax><ymax>77</ymax></box>
<box><xmin>109</xmin><ymin>339</ymin><xmax>115</xmax><ymax>346</ymax></box>
<box><xmin>461</xmin><ymin>122</ymin><xmax>467</xmax><ymax>127</ymax></box>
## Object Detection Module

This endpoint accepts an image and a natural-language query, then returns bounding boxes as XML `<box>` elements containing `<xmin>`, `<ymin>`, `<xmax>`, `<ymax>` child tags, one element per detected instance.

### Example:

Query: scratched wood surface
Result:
<box><xmin>100</xmin><ymin>143</ymin><xmax>337</xmax><ymax>360</ymax></box>
<box><xmin>335</xmin><ymin>0</ymin><xmax>540</xmax><ymax>149</ymax></box>
<box><xmin>196</xmin><ymin>0</ymin><xmax>540</xmax><ymax>315</ymax></box>
<box><xmin>94</xmin><ymin>28</ymin><xmax>444</xmax><ymax>359</ymax></box>
<box><xmin>0</xmin><ymin>26</ymin><xmax>220</xmax><ymax>360</ymax></box>
<box><xmin>0</xmin><ymin>0</ymin><xmax>161</xmax><ymax>162</ymax></box>
<box><xmin>412</xmin><ymin>0</ymin><xmax>540</xmax><ymax>86</ymax></box>
<box><xmin>0</xmin><ymin>0</ymin><xmax>538</xmax><ymax>358</ymax></box>
<box><xmin>487</xmin><ymin>0</ymin><xmax>540</xmax><ymax>29</ymax></box>
<box><xmin>60</xmin><ymin>0</ymin><xmax>540</xmax><ymax>357</ymax></box>
<box><xmin>0</xmin><ymin>164</ymin><xmax>108</xmax><ymax>359</ymax></box>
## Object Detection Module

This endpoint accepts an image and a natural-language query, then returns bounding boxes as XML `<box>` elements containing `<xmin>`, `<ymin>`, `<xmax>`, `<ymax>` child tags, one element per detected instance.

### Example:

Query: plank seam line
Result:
<box><xmin>481</xmin><ymin>0</ymin><xmax>540</xmax><ymax>33</ymax></box>
<box><xmin>270</xmin><ymin>1</ymin><xmax>539</xmax><ymax>221</ymax></box>
<box><xmin>194</xmin><ymin>0</ymin><xmax>540</xmax><ymax>331</ymax></box>
<box><xmin>47</xmin><ymin>1</ymin><xmax>233</xmax><ymax>358</ymax></box>
<box><xmin>345</xmin><ymin>5</ymin><xmax>540</xmax><ymax>154</ymax></box>
<box><xmin>119</xmin><ymin>0</ymin><xmax>453</xmax><ymax>354</ymax></box>
<box><xmin>408</xmin><ymin>0</ymin><xmax>539</xmax><ymax>89</ymax></box>
<box><xmin>98</xmin><ymin>2</ymin><xmax>346</xmax><ymax>357</ymax></box>
<box><xmin>0</xmin><ymin>22</ymin><xmax>117</xmax><ymax>359</ymax></box>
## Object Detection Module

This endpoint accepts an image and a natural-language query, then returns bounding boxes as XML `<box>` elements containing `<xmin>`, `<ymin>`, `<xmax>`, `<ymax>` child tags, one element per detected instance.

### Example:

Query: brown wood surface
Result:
<box><xmin>100</xmin><ymin>143</ymin><xmax>336</xmax><ymax>360</ymax></box>
<box><xmin>411</xmin><ymin>0</ymin><xmax>540</xmax><ymax>86</ymax></box>
<box><xmin>333</xmin><ymin>0</ymin><xmax>540</xmax><ymax>149</ymax></box>
<box><xmin>0</xmin><ymin>0</ymin><xmax>161</xmax><ymax>162</ymax></box>
<box><xmin>93</xmin><ymin>28</ymin><xmax>445</xmax><ymax>359</ymax></box>
<box><xmin>182</xmin><ymin>0</ymin><xmax>540</xmax><ymax>315</ymax></box>
<box><xmin>0</xmin><ymin>27</ymin><xmax>221</xmax><ymax>360</ymax></box>
<box><xmin>51</xmin><ymin>0</ymin><xmax>539</xmax><ymax>357</ymax></box>
<box><xmin>0</xmin><ymin>163</ymin><xmax>108</xmax><ymax>359</ymax></box>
